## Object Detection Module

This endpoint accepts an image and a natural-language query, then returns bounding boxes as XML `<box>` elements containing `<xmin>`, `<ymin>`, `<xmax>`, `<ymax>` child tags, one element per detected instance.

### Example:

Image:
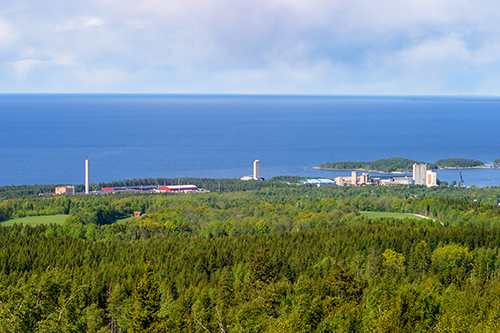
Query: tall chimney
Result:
<box><xmin>253</xmin><ymin>160</ymin><xmax>260</xmax><ymax>180</ymax></box>
<box><xmin>85</xmin><ymin>157</ymin><xmax>89</xmax><ymax>194</ymax></box>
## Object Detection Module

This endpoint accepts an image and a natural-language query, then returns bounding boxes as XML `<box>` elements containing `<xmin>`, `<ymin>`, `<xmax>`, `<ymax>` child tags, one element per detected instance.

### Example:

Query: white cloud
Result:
<box><xmin>55</xmin><ymin>17</ymin><xmax>104</xmax><ymax>32</ymax></box>
<box><xmin>11</xmin><ymin>59</ymin><xmax>42</xmax><ymax>80</ymax></box>
<box><xmin>3</xmin><ymin>0</ymin><xmax>500</xmax><ymax>94</ymax></box>
<box><xmin>0</xmin><ymin>18</ymin><xmax>16</xmax><ymax>47</ymax></box>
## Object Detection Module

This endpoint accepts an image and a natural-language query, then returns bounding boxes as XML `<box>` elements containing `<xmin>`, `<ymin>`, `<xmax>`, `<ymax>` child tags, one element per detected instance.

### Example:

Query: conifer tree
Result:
<box><xmin>129</xmin><ymin>266</ymin><xmax>163</xmax><ymax>333</ymax></box>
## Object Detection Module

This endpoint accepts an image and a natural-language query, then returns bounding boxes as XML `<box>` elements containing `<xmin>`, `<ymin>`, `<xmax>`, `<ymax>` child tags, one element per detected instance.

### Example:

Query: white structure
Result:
<box><xmin>299</xmin><ymin>178</ymin><xmax>335</xmax><ymax>186</ymax></box>
<box><xmin>413</xmin><ymin>163</ymin><xmax>427</xmax><ymax>185</ymax></box>
<box><xmin>55</xmin><ymin>186</ymin><xmax>75</xmax><ymax>195</ymax></box>
<box><xmin>426</xmin><ymin>170</ymin><xmax>437</xmax><ymax>187</ymax></box>
<box><xmin>253</xmin><ymin>160</ymin><xmax>261</xmax><ymax>180</ymax></box>
<box><xmin>85</xmin><ymin>157</ymin><xmax>89</xmax><ymax>194</ymax></box>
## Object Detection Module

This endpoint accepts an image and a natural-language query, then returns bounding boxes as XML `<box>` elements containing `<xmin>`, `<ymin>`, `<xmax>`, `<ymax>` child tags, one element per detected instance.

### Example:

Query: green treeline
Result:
<box><xmin>318</xmin><ymin>157</ymin><xmax>420</xmax><ymax>173</ymax></box>
<box><xmin>1</xmin><ymin>223</ymin><xmax>500</xmax><ymax>332</ymax></box>
<box><xmin>428</xmin><ymin>158</ymin><xmax>485</xmax><ymax>169</ymax></box>
<box><xmin>0</xmin><ymin>177</ymin><xmax>293</xmax><ymax>199</ymax></box>
<box><xmin>318</xmin><ymin>157</ymin><xmax>486</xmax><ymax>172</ymax></box>
<box><xmin>494</xmin><ymin>158</ymin><xmax>500</xmax><ymax>165</ymax></box>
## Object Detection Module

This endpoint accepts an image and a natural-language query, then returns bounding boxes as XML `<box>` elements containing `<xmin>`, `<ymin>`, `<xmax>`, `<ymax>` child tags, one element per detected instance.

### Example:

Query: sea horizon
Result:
<box><xmin>1</xmin><ymin>94</ymin><xmax>499</xmax><ymax>187</ymax></box>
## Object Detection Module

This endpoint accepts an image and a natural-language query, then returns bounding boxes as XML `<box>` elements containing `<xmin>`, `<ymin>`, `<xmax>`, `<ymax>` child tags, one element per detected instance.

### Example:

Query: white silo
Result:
<box><xmin>85</xmin><ymin>157</ymin><xmax>89</xmax><ymax>194</ymax></box>
<box><xmin>253</xmin><ymin>160</ymin><xmax>260</xmax><ymax>180</ymax></box>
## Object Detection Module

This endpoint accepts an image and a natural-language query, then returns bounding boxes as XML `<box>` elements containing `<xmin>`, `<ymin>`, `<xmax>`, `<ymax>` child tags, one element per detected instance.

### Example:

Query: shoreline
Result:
<box><xmin>312</xmin><ymin>165</ymin><xmax>497</xmax><ymax>174</ymax></box>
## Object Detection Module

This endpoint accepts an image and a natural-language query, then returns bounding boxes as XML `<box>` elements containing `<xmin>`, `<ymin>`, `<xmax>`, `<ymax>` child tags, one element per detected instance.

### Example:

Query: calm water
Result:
<box><xmin>1</xmin><ymin>94</ymin><xmax>499</xmax><ymax>187</ymax></box>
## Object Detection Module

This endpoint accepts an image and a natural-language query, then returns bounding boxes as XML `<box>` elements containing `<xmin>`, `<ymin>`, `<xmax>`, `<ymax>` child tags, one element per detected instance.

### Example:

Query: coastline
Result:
<box><xmin>312</xmin><ymin>165</ymin><xmax>497</xmax><ymax>174</ymax></box>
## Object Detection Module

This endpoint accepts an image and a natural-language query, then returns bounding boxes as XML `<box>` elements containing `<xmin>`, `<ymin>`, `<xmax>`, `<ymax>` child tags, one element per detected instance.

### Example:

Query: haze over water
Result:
<box><xmin>1</xmin><ymin>94</ymin><xmax>499</xmax><ymax>187</ymax></box>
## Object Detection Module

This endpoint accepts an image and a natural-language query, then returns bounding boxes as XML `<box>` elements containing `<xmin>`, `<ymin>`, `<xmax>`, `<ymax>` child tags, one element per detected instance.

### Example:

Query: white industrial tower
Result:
<box><xmin>412</xmin><ymin>163</ymin><xmax>427</xmax><ymax>185</ymax></box>
<box><xmin>85</xmin><ymin>157</ymin><xmax>89</xmax><ymax>194</ymax></box>
<box><xmin>253</xmin><ymin>160</ymin><xmax>261</xmax><ymax>180</ymax></box>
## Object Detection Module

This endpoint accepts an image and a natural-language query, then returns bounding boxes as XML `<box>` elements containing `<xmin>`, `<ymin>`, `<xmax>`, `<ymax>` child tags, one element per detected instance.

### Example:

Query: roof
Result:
<box><xmin>299</xmin><ymin>178</ymin><xmax>335</xmax><ymax>184</ymax></box>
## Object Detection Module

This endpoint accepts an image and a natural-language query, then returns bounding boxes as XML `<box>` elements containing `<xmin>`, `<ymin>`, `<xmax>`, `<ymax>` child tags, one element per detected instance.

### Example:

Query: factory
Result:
<box><xmin>54</xmin><ymin>186</ymin><xmax>75</xmax><ymax>195</ymax></box>
<box><xmin>241</xmin><ymin>160</ymin><xmax>264</xmax><ymax>180</ymax></box>
<box><xmin>101</xmin><ymin>185</ymin><xmax>198</xmax><ymax>193</ymax></box>
<box><xmin>335</xmin><ymin>171</ymin><xmax>372</xmax><ymax>186</ymax></box>
<box><xmin>413</xmin><ymin>163</ymin><xmax>437</xmax><ymax>187</ymax></box>
<box><xmin>299</xmin><ymin>178</ymin><xmax>336</xmax><ymax>186</ymax></box>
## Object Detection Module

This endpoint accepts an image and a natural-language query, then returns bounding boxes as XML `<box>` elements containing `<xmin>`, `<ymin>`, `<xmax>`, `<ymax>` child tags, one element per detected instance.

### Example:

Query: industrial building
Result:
<box><xmin>241</xmin><ymin>159</ymin><xmax>264</xmax><ymax>180</ymax></box>
<box><xmin>426</xmin><ymin>170</ymin><xmax>438</xmax><ymax>187</ymax></box>
<box><xmin>101</xmin><ymin>185</ymin><xmax>198</xmax><ymax>193</ymax></box>
<box><xmin>375</xmin><ymin>176</ymin><xmax>412</xmax><ymax>186</ymax></box>
<box><xmin>253</xmin><ymin>160</ymin><xmax>261</xmax><ymax>180</ymax></box>
<box><xmin>335</xmin><ymin>171</ymin><xmax>371</xmax><ymax>186</ymax></box>
<box><xmin>55</xmin><ymin>186</ymin><xmax>75</xmax><ymax>195</ymax></box>
<box><xmin>412</xmin><ymin>163</ymin><xmax>437</xmax><ymax>187</ymax></box>
<box><xmin>299</xmin><ymin>178</ymin><xmax>336</xmax><ymax>186</ymax></box>
<box><xmin>413</xmin><ymin>163</ymin><xmax>427</xmax><ymax>185</ymax></box>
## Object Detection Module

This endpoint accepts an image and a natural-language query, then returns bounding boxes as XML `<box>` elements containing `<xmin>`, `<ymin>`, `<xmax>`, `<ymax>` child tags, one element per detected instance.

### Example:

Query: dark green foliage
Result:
<box><xmin>429</xmin><ymin>158</ymin><xmax>485</xmax><ymax>169</ymax></box>
<box><xmin>318</xmin><ymin>157</ymin><xmax>487</xmax><ymax>172</ymax></box>
<box><xmin>129</xmin><ymin>266</ymin><xmax>163</xmax><ymax>332</ymax></box>
<box><xmin>318</xmin><ymin>157</ymin><xmax>420</xmax><ymax>173</ymax></box>
<box><xmin>1</xmin><ymin>184</ymin><xmax>500</xmax><ymax>331</ymax></box>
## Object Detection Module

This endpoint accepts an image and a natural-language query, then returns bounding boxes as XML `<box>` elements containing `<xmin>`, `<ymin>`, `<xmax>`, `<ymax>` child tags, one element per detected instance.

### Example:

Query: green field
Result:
<box><xmin>0</xmin><ymin>214</ymin><xmax>68</xmax><ymax>226</ymax></box>
<box><xmin>360</xmin><ymin>211</ymin><xmax>426</xmax><ymax>220</ymax></box>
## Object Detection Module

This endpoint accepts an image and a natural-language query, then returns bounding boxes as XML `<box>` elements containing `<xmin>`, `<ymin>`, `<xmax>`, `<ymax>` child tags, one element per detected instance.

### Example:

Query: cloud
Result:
<box><xmin>0</xmin><ymin>18</ymin><xmax>16</xmax><ymax>47</ymax></box>
<box><xmin>55</xmin><ymin>17</ymin><xmax>104</xmax><ymax>32</ymax></box>
<box><xmin>2</xmin><ymin>0</ymin><xmax>500</xmax><ymax>94</ymax></box>
<box><xmin>11</xmin><ymin>59</ymin><xmax>42</xmax><ymax>80</ymax></box>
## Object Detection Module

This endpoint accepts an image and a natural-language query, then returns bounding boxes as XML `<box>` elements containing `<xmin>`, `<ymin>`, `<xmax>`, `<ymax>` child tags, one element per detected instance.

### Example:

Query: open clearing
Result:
<box><xmin>1</xmin><ymin>214</ymin><xmax>68</xmax><ymax>226</ymax></box>
<box><xmin>360</xmin><ymin>211</ymin><xmax>426</xmax><ymax>220</ymax></box>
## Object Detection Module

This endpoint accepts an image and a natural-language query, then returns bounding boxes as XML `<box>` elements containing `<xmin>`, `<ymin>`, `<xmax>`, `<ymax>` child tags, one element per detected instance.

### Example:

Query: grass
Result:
<box><xmin>360</xmin><ymin>211</ymin><xmax>426</xmax><ymax>220</ymax></box>
<box><xmin>0</xmin><ymin>214</ymin><xmax>68</xmax><ymax>226</ymax></box>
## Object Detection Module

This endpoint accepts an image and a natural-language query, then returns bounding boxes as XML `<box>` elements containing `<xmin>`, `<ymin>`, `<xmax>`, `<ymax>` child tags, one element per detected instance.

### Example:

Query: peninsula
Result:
<box><xmin>315</xmin><ymin>157</ymin><xmax>487</xmax><ymax>173</ymax></box>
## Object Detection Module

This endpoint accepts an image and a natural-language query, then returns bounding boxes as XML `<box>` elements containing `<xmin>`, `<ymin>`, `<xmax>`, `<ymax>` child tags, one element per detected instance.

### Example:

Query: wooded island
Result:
<box><xmin>317</xmin><ymin>157</ymin><xmax>486</xmax><ymax>173</ymax></box>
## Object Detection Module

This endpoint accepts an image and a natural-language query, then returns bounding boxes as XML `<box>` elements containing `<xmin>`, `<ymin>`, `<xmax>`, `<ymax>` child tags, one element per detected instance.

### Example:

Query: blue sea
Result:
<box><xmin>1</xmin><ymin>94</ymin><xmax>499</xmax><ymax>187</ymax></box>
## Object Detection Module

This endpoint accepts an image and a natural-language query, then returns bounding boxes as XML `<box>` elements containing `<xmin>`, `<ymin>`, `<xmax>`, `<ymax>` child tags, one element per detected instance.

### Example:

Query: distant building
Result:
<box><xmin>101</xmin><ymin>185</ymin><xmax>198</xmax><ymax>193</ymax></box>
<box><xmin>241</xmin><ymin>160</ymin><xmax>263</xmax><ymax>180</ymax></box>
<box><xmin>158</xmin><ymin>185</ymin><xmax>198</xmax><ymax>192</ymax></box>
<box><xmin>426</xmin><ymin>170</ymin><xmax>438</xmax><ymax>187</ymax></box>
<box><xmin>378</xmin><ymin>176</ymin><xmax>411</xmax><ymax>186</ymax></box>
<box><xmin>133</xmin><ymin>211</ymin><xmax>141</xmax><ymax>217</ymax></box>
<box><xmin>334</xmin><ymin>172</ymin><xmax>371</xmax><ymax>186</ymax></box>
<box><xmin>299</xmin><ymin>178</ymin><xmax>336</xmax><ymax>186</ymax></box>
<box><xmin>351</xmin><ymin>171</ymin><xmax>358</xmax><ymax>186</ymax></box>
<box><xmin>253</xmin><ymin>160</ymin><xmax>261</xmax><ymax>180</ymax></box>
<box><xmin>55</xmin><ymin>186</ymin><xmax>75</xmax><ymax>195</ymax></box>
<box><xmin>413</xmin><ymin>163</ymin><xmax>427</xmax><ymax>185</ymax></box>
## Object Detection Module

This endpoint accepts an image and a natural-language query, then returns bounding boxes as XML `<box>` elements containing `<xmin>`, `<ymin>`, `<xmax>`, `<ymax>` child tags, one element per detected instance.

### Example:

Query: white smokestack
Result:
<box><xmin>85</xmin><ymin>157</ymin><xmax>89</xmax><ymax>194</ymax></box>
<box><xmin>253</xmin><ymin>160</ymin><xmax>260</xmax><ymax>180</ymax></box>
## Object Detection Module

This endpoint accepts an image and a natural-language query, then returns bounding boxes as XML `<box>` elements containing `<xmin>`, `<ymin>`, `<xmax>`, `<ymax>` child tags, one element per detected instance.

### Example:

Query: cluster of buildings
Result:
<box><xmin>52</xmin><ymin>158</ymin><xmax>440</xmax><ymax>196</ymax></box>
<box><xmin>334</xmin><ymin>171</ymin><xmax>372</xmax><ymax>186</ymax></box>
<box><xmin>101</xmin><ymin>185</ymin><xmax>199</xmax><ymax>193</ymax></box>
<box><xmin>52</xmin><ymin>157</ymin><xmax>199</xmax><ymax>195</ymax></box>
<box><xmin>300</xmin><ymin>163</ymin><xmax>438</xmax><ymax>188</ymax></box>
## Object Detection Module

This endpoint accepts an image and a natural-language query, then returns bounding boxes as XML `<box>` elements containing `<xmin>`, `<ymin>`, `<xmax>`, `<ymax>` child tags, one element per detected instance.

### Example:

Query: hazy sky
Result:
<box><xmin>2</xmin><ymin>0</ymin><xmax>500</xmax><ymax>95</ymax></box>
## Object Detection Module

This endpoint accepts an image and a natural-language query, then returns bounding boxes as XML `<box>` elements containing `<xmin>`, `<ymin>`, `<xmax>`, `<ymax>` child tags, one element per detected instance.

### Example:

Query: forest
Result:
<box><xmin>317</xmin><ymin>157</ymin><xmax>486</xmax><ymax>173</ymax></box>
<box><xmin>1</xmin><ymin>180</ymin><xmax>500</xmax><ymax>332</ymax></box>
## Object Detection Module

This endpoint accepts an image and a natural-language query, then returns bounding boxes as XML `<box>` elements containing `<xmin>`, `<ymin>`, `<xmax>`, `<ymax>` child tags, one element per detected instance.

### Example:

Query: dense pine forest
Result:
<box><xmin>1</xmin><ymin>180</ymin><xmax>500</xmax><ymax>332</ymax></box>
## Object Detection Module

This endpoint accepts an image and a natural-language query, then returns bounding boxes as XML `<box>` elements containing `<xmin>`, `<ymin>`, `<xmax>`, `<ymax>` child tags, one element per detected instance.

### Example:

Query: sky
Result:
<box><xmin>2</xmin><ymin>0</ymin><xmax>500</xmax><ymax>95</ymax></box>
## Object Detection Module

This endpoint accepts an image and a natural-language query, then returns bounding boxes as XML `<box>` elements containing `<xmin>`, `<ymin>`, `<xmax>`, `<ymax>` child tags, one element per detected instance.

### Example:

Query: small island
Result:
<box><xmin>315</xmin><ymin>157</ymin><xmax>487</xmax><ymax>173</ymax></box>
